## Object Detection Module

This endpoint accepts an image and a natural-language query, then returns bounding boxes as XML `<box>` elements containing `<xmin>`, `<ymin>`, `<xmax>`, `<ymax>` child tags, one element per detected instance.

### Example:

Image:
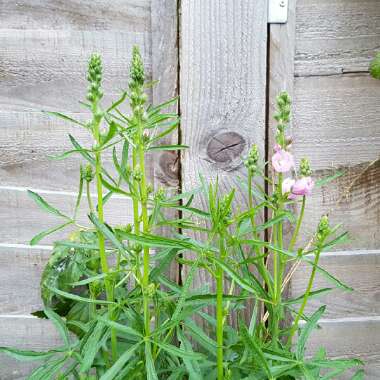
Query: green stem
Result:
<box><xmin>288</xmin><ymin>196</ymin><xmax>306</xmax><ymax>252</ymax></box>
<box><xmin>288</xmin><ymin>247</ymin><xmax>321</xmax><ymax>344</ymax></box>
<box><xmin>86</xmin><ymin>181</ymin><xmax>94</xmax><ymax>213</ymax></box>
<box><xmin>93</xmin><ymin>105</ymin><xmax>117</xmax><ymax>363</ymax></box>
<box><xmin>216</xmin><ymin>237</ymin><xmax>226</xmax><ymax>380</ymax></box>
<box><xmin>248</xmin><ymin>172</ymin><xmax>273</xmax><ymax>296</ymax></box>
<box><xmin>139</xmin><ymin>142</ymin><xmax>151</xmax><ymax>339</ymax></box>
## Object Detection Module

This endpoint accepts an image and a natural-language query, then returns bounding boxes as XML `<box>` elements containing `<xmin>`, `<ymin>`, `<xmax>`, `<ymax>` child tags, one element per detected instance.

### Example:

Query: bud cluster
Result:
<box><xmin>80</xmin><ymin>164</ymin><xmax>94</xmax><ymax>183</ymax></box>
<box><xmin>87</xmin><ymin>54</ymin><xmax>103</xmax><ymax>103</ymax></box>
<box><xmin>129</xmin><ymin>46</ymin><xmax>147</xmax><ymax>111</ymax></box>
<box><xmin>317</xmin><ymin>215</ymin><xmax>330</xmax><ymax>243</ymax></box>
<box><xmin>244</xmin><ymin>144</ymin><xmax>260</xmax><ymax>175</ymax></box>
<box><xmin>274</xmin><ymin>91</ymin><xmax>291</xmax><ymax>132</ymax></box>
<box><xmin>300</xmin><ymin>158</ymin><xmax>312</xmax><ymax>177</ymax></box>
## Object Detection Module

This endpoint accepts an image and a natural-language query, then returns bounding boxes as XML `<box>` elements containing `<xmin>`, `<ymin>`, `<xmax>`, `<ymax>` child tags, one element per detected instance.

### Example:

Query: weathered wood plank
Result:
<box><xmin>298</xmin><ymin>159</ymin><xmax>380</xmax><ymax>250</ymax></box>
<box><xmin>0</xmin><ymin>187</ymin><xmax>133</xmax><ymax>244</ymax></box>
<box><xmin>151</xmin><ymin>0</ymin><xmax>179</xmax><ymax>282</ymax></box>
<box><xmin>0</xmin><ymin>30</ymin><xmax>151</xmax><ymax>112</ymax></box>
<box><xmin>0</xmin><ymin>0</ymin><xmax>150</xmax><ymax>31</ymax></box>
<box><xmin>304</xmin><ymin>317</ymin><xmax>380</xmax><ymax>379</ymax></box>
<box><xmin>291</xmin><ymin>250</ymin><xmax>380</xmax><ymax>318</ymax></box>
<box><xmin>0</xmin><ymin>111</ymin><xmax>120</xmax><ymax>191</ymax></box>
<box><xmin>295</xmin><ymin>0</ymin><xmax>380</xmax><ymax>76</ymax></box>
<box><xmin>0</xmin><ymin>316</ymin><xmax>63</xmax><ymax>380</ymax></box>
<box><xmin>0</xmin><ymin>245</ymin><xmax>49</xmax><ymax>315</ymax></box>
<box><xmin>180</xmin><ymin>0</ymin><xmax>267</xmax><ymax>324</ymax></box>
<box><xmin>292</xmin><ymin>74</ymin><xmax>380</xmax><ymax>170</ymax></box>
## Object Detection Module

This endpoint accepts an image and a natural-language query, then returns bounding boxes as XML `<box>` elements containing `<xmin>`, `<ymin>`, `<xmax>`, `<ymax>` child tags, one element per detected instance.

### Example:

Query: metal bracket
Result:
<box><xmin>268</xmin><ymin>0</ymin><xmax>288</xmax><ymax>24</ymax></box>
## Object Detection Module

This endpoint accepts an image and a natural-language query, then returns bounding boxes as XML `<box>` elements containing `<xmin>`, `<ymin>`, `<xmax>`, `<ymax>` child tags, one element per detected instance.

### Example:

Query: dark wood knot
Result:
<box><xmin>157</xmin><ymin>151</ymin><xmax>179</xmax><ymax>184</ymax></box>
<box><xmin>206</xmin><ymin>131</ymin><xmax>246</xmax><ymax>163</ymax></box>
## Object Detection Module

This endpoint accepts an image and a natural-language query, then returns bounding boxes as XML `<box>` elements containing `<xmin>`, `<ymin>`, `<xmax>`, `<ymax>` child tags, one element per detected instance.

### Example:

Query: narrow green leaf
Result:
<box><xmin>80</xmin><ymin>321</ymin><xmax>107</xmax><ymax>372</ymax></box>
<box><xmin>153</xmin><ymin>341</ymin><xmax>204</xmax><ymax>360</ymax></box>
<box><xmin>46</xmin><ymin>286</ymin><xmax>114</xmax><ymax>305</ymax></box>
<box><xmin>177</xmin><ymin>329</ymin><xmax>203</xmax><ymax>380</ymax></box>
<box><xmin>297</xmin><ymin>306</ymin><xmax>326</xmax><ymax>359</ymax></box>
<box><xmin>89</xmin><ymin>212</ymin><xmax>127</xmax><ymax>252</ymax></box>
<box><xmin>28</xmin><ymin>191</ymin><xmax>70</xmax><ymax>219</ymax></box>
<box><xmin>147</xmin><ymin>144</ymin><xmax>188</xmax><ymax>152</ymax></box>
<box><xmin>284</xmin><ymin>288</ymin><xmax>333</xmax><ymax>305</ymax></box>
<box><xmin>0</xmin><ymin>347</ymin><xmax>58</xmax><ymax>362</ymax></box>
<box><xmin>145</xmin><ymin>344</ymin><xmax>158</xmax><ymax>380</ymax></box>
<box><xmin>44</xmin><ymin>308</ymin><xmax>70</xmax><ymax>347</ymax></box>
<box><xmin>240</xmin><ymin>322</ymin><xmax>272</xmax><ymax>379</ymax></box>
<box><xmin>43</xmin><ymin>111</ymin><xmax>86</xmax><ymax>127</ymax></box>
<box><xmin>96</xmin><ymin>316</ymin><xmax>142</xmax><ymax>339</ymax></box>
<box><xmin>100</xmin><ymin>343</ymin><xmax>141</xmax><ymax>380</ymax></box>
<box><xmin>316</xmin><ymin>171</ymin><xmax>344</xmax><ymax>187</ymax></box>
<box><xmin>30</xmin><ymin>222</ymin><xmax>72</xmax><ymax>245</ymax></box>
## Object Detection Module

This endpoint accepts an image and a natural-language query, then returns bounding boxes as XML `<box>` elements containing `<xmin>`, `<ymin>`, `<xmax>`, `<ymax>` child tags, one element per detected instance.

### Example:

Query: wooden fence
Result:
<box><xmin>0</xmin><ymin>0</ymin><xmax>379</xmax><ymax>378</ymax></box>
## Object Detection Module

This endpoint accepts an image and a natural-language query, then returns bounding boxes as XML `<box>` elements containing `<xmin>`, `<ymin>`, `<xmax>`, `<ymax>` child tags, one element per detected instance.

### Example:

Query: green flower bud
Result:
<box><xmin>80</xmin><ymin>164</ymin><xmax>94</xmax><ymax>182</ymax></box>
<box><xmin>129</xmin><ymin>46</ymin><xmax>145</xmax><ymax>88</ymax></box>
<box><xmin>244</xmin><ymin>144</ymin><xmax>259</xmax><ymax>174</ymax></box>
<box><xmin>154</xmin><ymin>187</ymin><xmax>166</xmax><ymax>201</ymax></box>
<box><xmin>145</xmin><ymin>283</ymin><xmax>156</xmax><ymax>297</ymax></box>
<box><xmin>132</xmin><ymin>166</ymin><xmax>142</xmax><ymax>182</ymax></box>
<box><xmin>300</xmin><ymin>158</ymin><xmax>312</xmax><ymax>177</ymax></box>
<box><xmin>87</xmin><ymin>54</ymin><xmax>103</xmax><ymax>104</ymax></box>
<box><xmin>317</xmin><ymin>215</ymin><xmax>330</xmax><ymax>242</ymax></box>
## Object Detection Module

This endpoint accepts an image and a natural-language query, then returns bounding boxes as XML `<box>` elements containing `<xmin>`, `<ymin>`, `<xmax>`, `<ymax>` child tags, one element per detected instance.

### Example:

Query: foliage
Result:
<box><xmin>0</xmin><ymin>48</ymin><xmax>364</xmax><ymax>379</ymax></box>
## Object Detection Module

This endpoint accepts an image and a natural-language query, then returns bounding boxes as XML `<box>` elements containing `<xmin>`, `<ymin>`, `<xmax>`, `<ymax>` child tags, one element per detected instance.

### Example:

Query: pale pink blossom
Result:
<box><xmin>273</xmin><ymin>144</ymin><xmax>282</xmax><ymax>152</ymax></box>
<box><xmin>291</xmin><ymin>176</ymin><xmax>314</xmax><ymax>197</ymax></box>
<box><xmin>272</xmin><ymin>149</ymin><xmax>295</xmax><ymax>173</ymax></box>
<box><xmin>282</xmin><ymin>178</ymin><xmax>295</xmax><ymax>195</ymax></box>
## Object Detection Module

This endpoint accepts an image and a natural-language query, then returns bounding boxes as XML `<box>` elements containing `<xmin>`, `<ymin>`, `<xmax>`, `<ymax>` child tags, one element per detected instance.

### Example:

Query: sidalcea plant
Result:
<box><xmin>0</xmin><ymin>48</ymin><xmax>364</xmax><ymax>380</ymax></box>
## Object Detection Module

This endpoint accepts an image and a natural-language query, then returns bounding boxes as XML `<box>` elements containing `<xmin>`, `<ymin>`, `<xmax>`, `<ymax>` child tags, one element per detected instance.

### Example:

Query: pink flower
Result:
<box><xmin>282</xmin><ymin>178</ymin><xmax>295</xmax><ymax>195</ymax></box>
<box><xmin>273</xmin><ymin>144</ymin><xmax>282</xmax><ymax>152</ymax></box>
<box><xmin>291</xmin><ymin>176</ymin><xmax>314</xmax><ymax>197</ymax></box>
<box><xmin>272</xmin><ymin>149</ymin><xmax>295</xmax><ymax>173</ymax></box>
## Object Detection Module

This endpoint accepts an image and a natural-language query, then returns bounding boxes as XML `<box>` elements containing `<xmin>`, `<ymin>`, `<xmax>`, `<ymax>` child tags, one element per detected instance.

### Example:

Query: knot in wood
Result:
<box><xmin>158</xmin><ymin>151</ymin><xmax>179</xmax><ymax>181</ymax></box>
<box><xmin>206</xmin><ymin>131</ymin><xmax>246</xmax><ymax>163</ymax></box>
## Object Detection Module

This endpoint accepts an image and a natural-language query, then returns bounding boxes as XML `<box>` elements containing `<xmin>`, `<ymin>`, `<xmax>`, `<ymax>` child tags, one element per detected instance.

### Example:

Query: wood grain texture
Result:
<box><xmin>0</xmin><ymin>187</ymin><xmax>133</xmax><ymax>245</ymax></box>
<box><xmin>0</xmin><ymin>245</ymin><xmax>50</xmax><ymax>315</ymax></box>
<box><xmin>295</xmin><ymin>0</ymin><xmax>380</xmax><ymax>76</ymax></box>
<box><xmin>0</xmin><ymin>317</ymin><xmax>63</xmax><ymax>380</ymax></box>
<box><xmin>0</xmin><ymin>0</ymin><xmax>150</xmax><ymax>31</ymax></box>
<box><xmin>0</xmin><ymin>30</ymin><xmax>151</xmax><ymax>113</ymax></box>
<box><xmin>292</xmin><ymin>74</ymin><xmax>380</xmax><ymax>170</ymax></box>
<box><xmin>180</xmin><ymin>0</ymin><xmax>267</xmax><ymax>324</ymax></box>
<box><xmin>151</xmin><ymin>0</ymin><xmax>180</xmax><ymax>282</ymax></box>
<box><xmin>305</xmin><ymin>317</ymin><xmax>380</xmax><ymax>379</ymax></box>
<box><xmin>291</xmin><ymin>250</ymin><xmax>380</xmax><ymax>318</ymax></box>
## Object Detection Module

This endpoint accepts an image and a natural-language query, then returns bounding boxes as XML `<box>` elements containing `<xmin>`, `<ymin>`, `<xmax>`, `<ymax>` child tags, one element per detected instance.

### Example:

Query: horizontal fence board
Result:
<box><xmin>0</xmin><ymin>245</ymin><xmax>50</xmax><ymax>315</ymax></box>
<box><xmin>0</xmin><ymin>187</ymin><xmax>132</xmax><ymax>244</ymax></box>
<box><xmin>305</xmin><ymin>318</ymin><xmax>380</xmax><ymax>379</ymax></box>
<box><xmin>0</xmin><ymin>316</ymin><xmax>63</xmax><ymax>380</ymax></box>
<box><xmin>0</xmin><ymin>0</ymin><xmax>150</xmax><ymax>31</ymax></box>
<box><xmin>296</xmin><ymin>159</ymin><xmax>380</xmax><ymax>250</ymax></box>
<box><xmin>292</xmin><ymin>74</ymin><xmax>380</xmax><ymax>170</ymax></box>
<box><xmin>0</xmin><ymin>111</ymin><xmax>120</xmax><ymax>191</ymax></box>
<box><xmin>0</xmin><ymin>29</ymin><xmax>151</xmax><ymax>112</ymax></box>
<box><xmin>291</xmin><ymin>250</ymin><xmax>380</xmax><ymax>318</ymax></box>
<box><xmin>295</xmin><ymin>0</ymin><xmax>380</xmax><ymax>76</ymax></box>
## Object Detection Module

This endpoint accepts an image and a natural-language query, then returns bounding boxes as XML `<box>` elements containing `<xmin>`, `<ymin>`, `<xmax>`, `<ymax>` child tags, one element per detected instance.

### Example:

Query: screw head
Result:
<box><xmin>279</xmin><ymin>0</ymin><xmax>286</xmax><ymax>7</ymax></box>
